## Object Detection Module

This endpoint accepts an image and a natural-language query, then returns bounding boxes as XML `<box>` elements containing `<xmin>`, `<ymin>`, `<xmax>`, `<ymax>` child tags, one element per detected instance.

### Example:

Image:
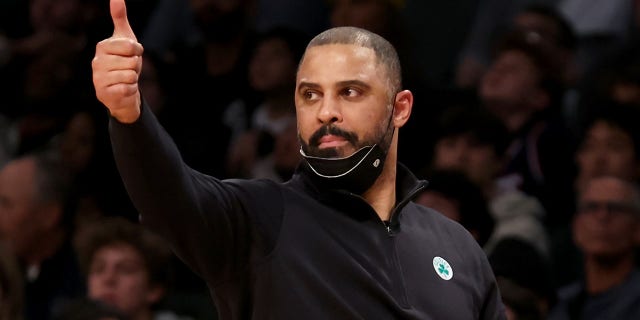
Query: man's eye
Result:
<box><xmin>342</xmin><ymin>88</ymin><xmax>360</xmax><ymax>97</ymax></box>
<box><xmin>304</xmin><ymin>90</ymin><xmax>320</xmax><ymax>100</ymax></box>
<box><xmin>89</xmin><ymin>262</ymin><xmax>105</xmax><ymax>274</ymax></box>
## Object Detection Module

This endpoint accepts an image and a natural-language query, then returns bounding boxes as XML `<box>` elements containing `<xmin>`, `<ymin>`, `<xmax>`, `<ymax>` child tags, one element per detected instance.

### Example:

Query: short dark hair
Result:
<box><xmin>435</xmin><ymin>105</ymin><xmax>511</xmax><ymax>157</ymax></box>
<box><xmin>76</xmin><ymin>217</ymin><xmax>172</xmax><ymax>287</ymax></box>
<box><xmin>488</xmin><ymin>237</ymin><xmax>555</xmax><ymax>314</ymax></box>
<box><xmin>19</xmin><ymin>151</ymin><xmax>78</xmax><ymax>231</ymax></box>
<box><xmin>578</xmin><ymin>101</ymin><xmax>640</xmax><ymax>161</ymax></box>
<box><xmin>494</xmin><ymin>28</ymin><xmax>567</xmax><ymax>109</ymax></box>
<box><xmin>303</xmin><ymin>26</ymin><xmax>402</xmax><ymax>99</ymax></box>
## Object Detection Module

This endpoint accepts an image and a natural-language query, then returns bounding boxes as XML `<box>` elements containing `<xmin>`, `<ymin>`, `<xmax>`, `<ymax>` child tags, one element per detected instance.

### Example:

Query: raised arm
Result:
<box><xmin>90</xmin><ymin>0</ymin><xmax>282</xmax><ymax>284</ymax></box>
<box><xmin>92</xmin><ymin>0</ymin><xmax>143</xmax><ymax>124</ymax></box>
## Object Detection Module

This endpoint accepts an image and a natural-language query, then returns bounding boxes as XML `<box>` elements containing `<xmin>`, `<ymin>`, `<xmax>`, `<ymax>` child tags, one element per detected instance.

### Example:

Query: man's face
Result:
<box><xmin>0</xmin><ymin>159</ymin><xmax>43</xmax><ymax>259</ymax></box>
<box><xmin>59</xmin><ymin>112</ymin><xmax>96</xmax><ymax>173</ymax></box>
<box><xmin>88</xmin><ymin>244</ymin><xmax>162</xmax><ymax>317</ymax></box>
<box><xmin>249</xmin><ymin>37</ymin><xmax>297</xmax><ymax>93</ymax></box>
<box><xmin>575</xmin><ymin>121</ymin><xmax>638</xmax><ymax>191</ymax></box>
<box><xmin>295</xmin><ymin>44</ymin><xmax>393</xmax><ymax>158</ymax></box>
<box><xmin>479</xmin><ymin>50</ymin><xmax>542</xmax><ymax>115</ymax></box>
<box><xmin>573</xmin><ymin>177</ymin><xmax>640</xmax><ymax>261</ymax></box>
<box><xmin>433</xmin><ymin>133</ymin><xmax>501</xmax><ymax>188</ymax></box>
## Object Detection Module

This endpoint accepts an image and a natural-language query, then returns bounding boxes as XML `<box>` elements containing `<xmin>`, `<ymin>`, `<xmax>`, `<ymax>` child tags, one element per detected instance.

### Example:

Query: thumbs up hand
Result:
<box><xmin>92</xmin><ymin>0</ymin><xmax>144</xmax><ymax>123</ymax></box>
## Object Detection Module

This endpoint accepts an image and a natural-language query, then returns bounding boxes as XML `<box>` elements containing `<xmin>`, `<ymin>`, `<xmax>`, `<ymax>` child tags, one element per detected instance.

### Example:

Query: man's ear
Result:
<box><xmin>393</xmin><ymin>90</ymin><xmax>413</xmax><ymax>128</ymax></box>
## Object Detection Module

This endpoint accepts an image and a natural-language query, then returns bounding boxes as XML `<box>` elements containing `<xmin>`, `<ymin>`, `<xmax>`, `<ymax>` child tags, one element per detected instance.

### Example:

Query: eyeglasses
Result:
<box><xmin>577</xmin><ymin>201</ymin><xmax>638</xmax><ymax>216</ymax></box>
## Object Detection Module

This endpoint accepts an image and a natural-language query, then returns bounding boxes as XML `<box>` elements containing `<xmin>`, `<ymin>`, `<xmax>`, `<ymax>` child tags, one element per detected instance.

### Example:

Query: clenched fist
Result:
<box><xmin>92</xmin><ymin>0</ymin><xmax>144</xmax><ymax>123</ymax></box>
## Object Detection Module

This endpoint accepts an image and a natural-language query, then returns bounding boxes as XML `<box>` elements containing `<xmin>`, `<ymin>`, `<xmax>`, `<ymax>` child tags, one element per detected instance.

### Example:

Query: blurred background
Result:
<box><xmin>2</xmin><ymin>0</ymin><xmax>640</xmax><ymax>319</ymax></box>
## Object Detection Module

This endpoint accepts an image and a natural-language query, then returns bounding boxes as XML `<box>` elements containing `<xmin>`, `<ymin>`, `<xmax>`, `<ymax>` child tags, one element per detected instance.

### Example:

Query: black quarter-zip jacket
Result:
<box><xmin>109</xmin><ymin>103</ymin><xmax>506</xmax><ymax>320</ymax></box>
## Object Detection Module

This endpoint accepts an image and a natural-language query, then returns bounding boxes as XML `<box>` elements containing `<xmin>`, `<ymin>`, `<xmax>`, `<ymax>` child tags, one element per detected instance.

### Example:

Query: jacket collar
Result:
<box><xmin>286</xmin><ymin>162</ymin><xmax>427</xmax><ymax>216</ymax></box>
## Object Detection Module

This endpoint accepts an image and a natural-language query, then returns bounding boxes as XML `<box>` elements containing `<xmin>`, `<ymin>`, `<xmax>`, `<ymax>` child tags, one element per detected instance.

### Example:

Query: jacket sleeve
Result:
<box><xmin>108</xmin><ymin>102</ymin><xmax>282</xmax><ymax>285</ymax></box>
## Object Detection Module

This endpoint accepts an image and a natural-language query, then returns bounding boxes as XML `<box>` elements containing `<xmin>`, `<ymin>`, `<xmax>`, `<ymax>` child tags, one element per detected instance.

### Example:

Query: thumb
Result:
<box><xmin>111</xmin><ymin>0</ymin><xmax>137</xmax><ymax>40</ymax></box>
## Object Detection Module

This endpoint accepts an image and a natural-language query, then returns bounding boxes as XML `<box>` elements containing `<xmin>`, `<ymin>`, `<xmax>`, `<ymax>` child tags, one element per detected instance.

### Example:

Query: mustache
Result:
<box><xmin>309</xmin><ymin>125</ymin><xmax>358</xmax><ymax>147</ymax></box>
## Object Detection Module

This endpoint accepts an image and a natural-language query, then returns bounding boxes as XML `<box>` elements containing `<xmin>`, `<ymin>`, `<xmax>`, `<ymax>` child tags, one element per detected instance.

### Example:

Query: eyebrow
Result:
<box><xmin>297</xmin><ymin>81</ymin><xmax>321</xmax><ymax>91</ymax></box>
<box><xmin>297</xmin><ymin>80</ymin><xmax>372</xmax><ymax>91</ymax></box>
<box><xmin>337</xmin><ymin>80</ymin><xmax>371</xmax><ymax>91</ymax></box>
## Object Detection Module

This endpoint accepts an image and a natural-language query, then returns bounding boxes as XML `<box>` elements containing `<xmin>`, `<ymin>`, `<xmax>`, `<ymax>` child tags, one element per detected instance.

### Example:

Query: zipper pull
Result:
<box><xmin>383</xmin><ymin>220</ymin><xmax>393</xmax><ymax>236</ymax></box>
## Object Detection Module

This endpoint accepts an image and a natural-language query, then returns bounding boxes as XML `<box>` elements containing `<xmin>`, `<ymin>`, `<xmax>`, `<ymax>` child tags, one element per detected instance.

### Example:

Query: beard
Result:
<box><xmin>299</xmin><ymin>116</ymin><xmax>393</xmax><ymax>159</ymax></box>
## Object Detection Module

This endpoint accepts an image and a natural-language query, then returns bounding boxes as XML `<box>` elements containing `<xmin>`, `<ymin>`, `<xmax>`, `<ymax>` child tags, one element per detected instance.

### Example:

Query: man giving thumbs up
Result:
<box><xmin>91</xmin><ymin>1</ymin><xmax>506</xmax><ymax>319</ymax></box>
<box><xmin>92</xmin><ymin>0</ymin><xmax>143</xmax><ymax>124</ymax></box>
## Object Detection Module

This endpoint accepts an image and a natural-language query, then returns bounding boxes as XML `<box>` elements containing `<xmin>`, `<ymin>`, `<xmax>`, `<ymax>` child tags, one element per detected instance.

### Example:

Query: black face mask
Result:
<box><xmin>300</xmin><ymin>105</ymin><xmax>396</xmax><ymax>194</ymax></box>
<box><xmin>300</xmin><ymin>144</ymin><xmax>387</xmax><ymax>194</ymax></box>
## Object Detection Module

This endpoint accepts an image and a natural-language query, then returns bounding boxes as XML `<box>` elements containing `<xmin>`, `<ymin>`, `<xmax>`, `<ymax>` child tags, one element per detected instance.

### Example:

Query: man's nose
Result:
<box><xmin>317</xmin><ymin>97</ymin><xmax>342</xmax><ymax>124</ymax></box>
<box><xmin>100</xmin><ymin>268</ymin><xmax>118</xmax><ymax>285</ymax></box>
<box><xmin>452</xmin><ymin>143</ymin><xmax>469</xmax><ymax>165</ymax></box>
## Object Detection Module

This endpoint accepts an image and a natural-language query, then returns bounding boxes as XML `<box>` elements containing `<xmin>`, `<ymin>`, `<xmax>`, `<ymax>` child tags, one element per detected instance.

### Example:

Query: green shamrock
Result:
<box><xmin>438</xmin><ymin>263</ymin><xmax>449</xmax><ymax>276</ymax></box>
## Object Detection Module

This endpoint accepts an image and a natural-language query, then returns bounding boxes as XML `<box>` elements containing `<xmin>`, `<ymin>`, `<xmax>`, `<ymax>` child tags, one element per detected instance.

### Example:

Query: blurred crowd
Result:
<box><xmin>2</xmin><ymin>0</ymin><xmax>640</xmax><ymax>319</ymax></box>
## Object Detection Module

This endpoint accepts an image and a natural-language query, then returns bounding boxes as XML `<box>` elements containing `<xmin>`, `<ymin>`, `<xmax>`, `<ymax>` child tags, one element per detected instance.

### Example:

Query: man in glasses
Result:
<box><xmin>548</xmin><ymin>175</ymin><xmax>640</xmax><ymax>320</ymax></box>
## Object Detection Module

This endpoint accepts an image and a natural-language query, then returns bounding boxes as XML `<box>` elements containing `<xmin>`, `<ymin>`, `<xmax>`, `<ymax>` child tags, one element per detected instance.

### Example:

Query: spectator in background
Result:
<box><xmin>574</xmin><ymin>103</ymin><xmax>640</xmax><ymax>192</ymax></box>
<box><xmin>414</xmin><ymin>169</ymin><xmax>495</xmax><ymax>248</ymax></box>
<box><xmin>510</xmin><ymin>4</ymin><xmax>578</xmax><ymax>87</ymax></box>
<box><xmin>0</xmin><ymin>152</ymin><xmax>84</xmax><ymax>320</ymax></box>
<box><xmin>249</xmin><ymin>120</ymin><xmax>301</xmax><ymax>182</ymax></box>
<box><xmin>550</xmin><ymin>103</ymin><xmax>640</xmax><ymax>287</ymax></box>
<box><xmin>455</xmin><ymin>0</ymin><xmax>621</xmax><ymax>94</ymax></box>
<box><xmin>488</xmin><ymin>237</ymin><xmax>555</xmax><ymax>320</ymax></box>
<box><xmin>142</xmin><ymin>0</ymin><xmax>257</xmax><ymax>178</ymax></box>
<box><xmin>478</xmin><ymin>28</ymin><xmax>577</xmax><ymax>228</ymax></box>
<box><xmin>578</xmin><ymin>43</ymin><xmax>640</xmax><ymax>119</ymax></box>
<box><xmin>428</xmin><ymin>105</ymin><xmax>550</xmax><ymax>257</ymax></box>
<box><xmin>326</xmin><ymin>0</ymin><xmax>437</xmax><ymax>172</ymax></box>
<box><xmin>547</xmin><ymin>176</ymin><xmax>640</xmax><ymax>320</ymax></box>
<box><xmin>139</xmin><ymin>0</ymin><xmax>201</xmax><ymax>62</ymax></box>
<box><xmin>0</xmin><ymin>0</ymin><xmax>91</xmax><ymax>110</ymax></box>
<box><xmin>75</xmin><ymin>216</ymin><xmax>192</xmax><ymax>320</ymax></box>
<box><xmin>454</xmin><ymin>0</ymin><xmax>555</xmax><ymax>89</ymax></box>
<box><xmin>52</xmin><ymin>110</ymin><xmax>138</xmax><ymax>225</ymax></box>
<box><xmin>508</xmin><ymin>4</ymin><xmax>582</xmax><ymax>136</ymax></box>
<box><xmin>429</xmin><ymin>105</ymin><xmax>510</xmax><ymax>199</ymax></box>
<box><xmin>1</xmin><ymin>0</ymin><xmax>105</xmax><ymax>156</ymax></box>
<box><xmin>55</xmin><ymin>111</ymin><xmax>106</xmax><ymax>227</ymax></box>
<box><xmin>605</xmin><ymin>61</ymin><xmax>640</xmax><ymax>108</ymax></box>
<box><xmin>225</xmin><ymin>26</ymin><xmax>308</xmax><ymax>179</ymax></box>
<box><xmin>556</xmin><ymin>0</ymin><xmax>636</xmax><ymax>86</ymax></box>
<box><xmin>253</xmin><ymin>0</ymin><xmax>329</xmax><ymax>37</ymax></box>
